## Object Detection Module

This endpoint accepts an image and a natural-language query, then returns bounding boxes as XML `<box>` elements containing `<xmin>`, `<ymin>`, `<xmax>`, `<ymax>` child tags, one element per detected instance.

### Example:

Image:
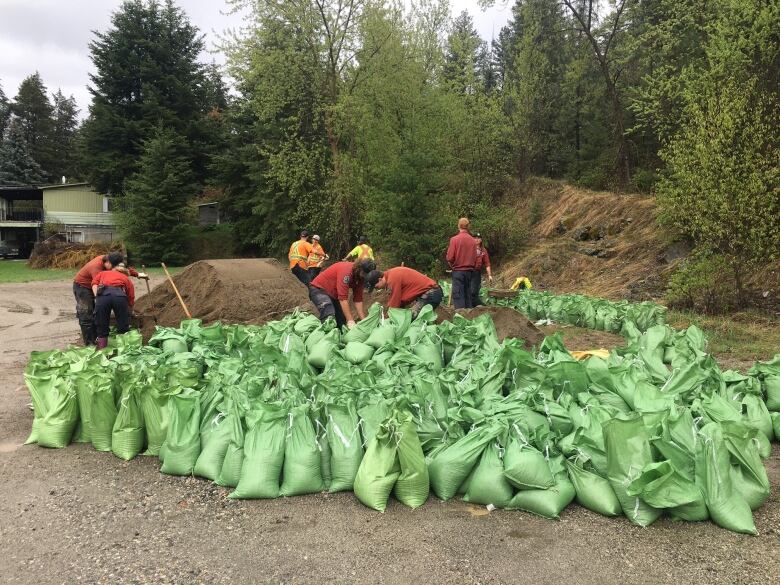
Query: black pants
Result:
<box><xmin>291</xmin><ymin>265</ymin><xmax>310</xmax><ymax>286</ymax></box>
<box><xmin>470</xmin><ymin>270</ymin><xmax>483</xmax><ymax>307</ymax></box>
<box><xmin>73</xmin><ymin>283</ymin><xmax>96</xmax><ymax>345</ymax></box>
<box><xmin>309</xmin><ymin>286</ymin><xmax>347</xmax><ymax>328</ymax></box>
<box><xmin>451</xmin><ymin>270</ymin><xmax>473</xmax><ymax>309</ymax></box>
<box><xmin>94</xmin><ymin>288</ymin><xmax>130</xmax><ymax>339</ymax></box>
<box><xmin>308</xmin><ymin>267</ymin><xmax>322</xmax><ymax>280</ymax></box>
<box><xmin>410</xmin><ymin>286</ymin><xmax>444</xmax><ymax>318</ymax></box>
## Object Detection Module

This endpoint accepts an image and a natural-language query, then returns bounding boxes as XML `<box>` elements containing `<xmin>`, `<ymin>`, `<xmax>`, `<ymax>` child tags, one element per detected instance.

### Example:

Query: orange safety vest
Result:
<box><xmin>307</xmin><ymin>242</ymin><xmax>327</xmax><ymax>268</ymax></box>
<box><xmin>288</xmin><ymin>240</ymin><xmax>311</xmax><ymax>269</ymax></box>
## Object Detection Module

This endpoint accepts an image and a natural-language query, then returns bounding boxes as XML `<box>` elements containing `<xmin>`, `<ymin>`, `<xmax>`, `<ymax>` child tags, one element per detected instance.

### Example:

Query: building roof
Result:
<box><xmin>40</xmin><ymin>182</ymin><xmax>91</xmax><ymax>191</ymax></box>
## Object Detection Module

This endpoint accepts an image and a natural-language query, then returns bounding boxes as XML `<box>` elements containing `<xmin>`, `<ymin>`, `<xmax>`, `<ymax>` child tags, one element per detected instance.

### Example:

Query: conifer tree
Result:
<box><xmin>0</xmin><ymin>117</ymin><xmax>46</xmax><ymax>186</ymax></box>
<box><xmin>11</xmin><ymin>72</ymin><xmax>54</xmax><ymax>179</ymax></box>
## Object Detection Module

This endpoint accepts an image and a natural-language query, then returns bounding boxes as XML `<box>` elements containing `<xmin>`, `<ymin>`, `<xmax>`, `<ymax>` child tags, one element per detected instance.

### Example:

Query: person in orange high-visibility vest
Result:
<box><xmin>289</xmin><ymin>230</ymin><xmax>313</xmax><ymax>286</ymax></box>
<box><xmin>307</xmin><ymin>234</ymin><xmax>329</xmax><ymax>280</ymax></box>
<box><xmin>343</xmin><ymin>235</ymin><xmax>374</xmax><ymax>261</ymax></box>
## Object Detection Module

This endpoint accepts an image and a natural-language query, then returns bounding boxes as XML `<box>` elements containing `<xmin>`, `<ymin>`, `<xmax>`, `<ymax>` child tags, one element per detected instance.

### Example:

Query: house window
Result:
<box><xmin>69</xmin><ymin>231</ymin><xmax>84</xmax><ymax>243</ymax></box>
<box><xmin>102</xmin><ymin>197</ymin><xmax>113</xmax><ymax>213</ymax></box>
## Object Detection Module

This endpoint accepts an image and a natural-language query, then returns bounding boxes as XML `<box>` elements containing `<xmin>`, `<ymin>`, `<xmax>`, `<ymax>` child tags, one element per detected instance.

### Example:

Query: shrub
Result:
<box><xmin>666</xmin><ymin>255</ymin><xmax>735</xmax><ymax>314</ymax></box>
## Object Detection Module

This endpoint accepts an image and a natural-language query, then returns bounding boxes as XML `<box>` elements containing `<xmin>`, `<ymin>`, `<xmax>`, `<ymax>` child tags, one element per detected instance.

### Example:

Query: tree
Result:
<box><xmin>444</xmin><ymin>11</ymin><xmax>486</xmax><ymax>95</ymax></box>
<box><xmin>0</xmin><ymin>117</ymin><xmax>47</xmax><ymax>186</ymax></box>
<box><xmin>82</xmin><ymin>0</ymin><xmax>209</xmax><ymax>194</ymax></box>
<box><xmin>0</xmin><ymin>81</ymin><xmax>10</xmax><ymax>138</ymax></box>
<box><xmin>120</xmin><ymin>128</ymin><xmax>196</xmax><ymax>264</ymax></box>
<box><xmin>11</xmin><ymin>72</ymin><xmax>55</xmax><ymax>179</ymax></box>
<box><xmin>49</xmin><ymin>90</ymin><xmax>81</xmax><ymax>182</ymax></box>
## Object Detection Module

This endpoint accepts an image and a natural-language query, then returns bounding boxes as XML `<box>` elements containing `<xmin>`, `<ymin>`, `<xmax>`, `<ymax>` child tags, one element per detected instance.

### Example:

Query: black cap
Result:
<box><xmin>358</xmin><ymin>235</ymin><xmax>368</xmax><ymax>244</ymax></box>
<box><xmin>106</xmin><ymin>252</ymin><xmax>124</xmax><ymax>267</ymax></box>
<box><xmin>300</xmin><ymin>230</ymin><xmax>309</xmax><ymax>238</ymax></box>
<box><xmin>365</xmin><ymin>269</ymin><xmax>383</xmax><ymax>292</ymax></box>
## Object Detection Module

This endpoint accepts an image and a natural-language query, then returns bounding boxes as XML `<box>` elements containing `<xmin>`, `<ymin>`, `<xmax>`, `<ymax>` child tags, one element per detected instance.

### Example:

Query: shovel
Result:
<box><xmin>141</xmin><ymin>264</ymin><xmax>158</xmax><ymax>325</ymax></box>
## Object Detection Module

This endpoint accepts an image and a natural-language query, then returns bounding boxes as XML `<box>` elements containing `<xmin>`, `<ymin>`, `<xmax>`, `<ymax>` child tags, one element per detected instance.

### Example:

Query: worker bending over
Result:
<box><xmin>91</xmin><ymin>258</ymin><xmax>136</xmax><ymax>349</ymax></box>
<box><xmin>365</xmin><ymin>266</ymin><xmax>443</xmax><ymax>318</ymax></box>
<box><xmin>446</xmin><ymin>217</ymin><xmax>477</xmax><ymax>309</ymax></box>
<box><xmin>288</xmin><ymin>230</ymin><xmax>313</xmax><ymax>286</ymax></box>
<box><xmin>471</xmin><ymin>232</ymin><xmax>493</xmax><ymax>307</ymax></box>
<box><xmin>309</xmin><ymin>259</ymin><xmax>375</xmax><ymax>329</ymax></box>
<box><xmin>72</xmin><ymin>251</ymin><xmax>146</xmax><ymax>345</ymax></box>
<box><xmin>307</xmin><ymin>234</ymin><xmax>329</xmax><ymax>279</ymax></box>
<box><xmin>343</xmin><ymin>235</ymin><xmax>374</xmax><ymax>261</ymax></box>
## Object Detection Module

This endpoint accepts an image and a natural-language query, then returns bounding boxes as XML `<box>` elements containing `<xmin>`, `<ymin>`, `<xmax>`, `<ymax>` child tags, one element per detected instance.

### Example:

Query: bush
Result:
<box><xmin>188</xmin><ymin>224</ymin><xmax>238</xmax><ymax>261</ymax></box>
<box><xmin>629</xmin><ymin>168</ymin><xmax>658</xmax><ymax>194</ymax></box>
<box><xmin>666</xmin><ymin>255</ymin><xmax>735</xmax><ymax>314</ymax></box>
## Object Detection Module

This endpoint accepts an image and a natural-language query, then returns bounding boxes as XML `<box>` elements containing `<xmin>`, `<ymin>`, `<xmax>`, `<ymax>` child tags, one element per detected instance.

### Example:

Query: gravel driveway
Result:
<box><xmin>1</xmin><ymin>280</ymin><xmax>778</xmax><ymax>585</ymax></box>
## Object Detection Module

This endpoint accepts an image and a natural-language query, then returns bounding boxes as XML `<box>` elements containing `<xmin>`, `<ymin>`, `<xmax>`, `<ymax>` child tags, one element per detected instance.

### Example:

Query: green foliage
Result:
<box><xmin>49</xmin><ymin>90</ymin><xmax>81</xmax><ymax>182</ymax></box>
<box><xmin>0</xmin><ymin>117</ymin><xmax>46</xmax><ymax>186</ymax></box>
<box><xmin>187</xmin><ymin>223</ymin><xmax>238</xmax><ymax>261</ymax></box>
<box><xmin>10</xmin><ymin>72</ymin><xmax>55</xmax><ymax>181</ymax></box>
<box><xmin>0</xmin><ymin>81</ymin><xmax>10</xmax><ymax>139</ymax></box>
<box><xmin>666</xmin><ymin>255</ymin><xmax>735</xmax><ymax>314</ymax></box>
<box><xmin>119</xmin><ymin>127</ymin><xmax>196</xmax><ymax>264</ymax></box>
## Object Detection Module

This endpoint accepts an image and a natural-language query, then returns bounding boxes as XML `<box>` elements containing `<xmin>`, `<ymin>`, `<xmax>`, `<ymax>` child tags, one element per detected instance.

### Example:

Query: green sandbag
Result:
<box><xmin>354</xmin><ymin>422</ymin><xmax>401</xmax><ymax>512</ymax></box>
<box><xmin>393</xmin><ymin>415</ymin><xmax>429</xmax><ymax>509</ymax></box>
<box><xmin>506</xmin><ymin>457</ymin><xmax>575</xmax><ymax>519</ymax></box>
<box><xmin>216</xmin><ymin>409</ymin><xmax>245</xmax><ymax>488</ymax></box>
<box><xmin>193</xmin><ymin>413</ymin><xmax>232</xmax><ymax>481</ymax></box>
<box><xmin>741</xmin><ymin>394</ymin><xmax>774</xmax><ymax>442</ymax></box>
<box><xmin>772</xmin><ymin>412</ymin><xmax>780</xmax><ymax>438</ymax></box>
<box><xmin>463</xmin><ymin>442</ymin><xmax>514</xmax><ymax>508</ymax></box>
<box><xmin>365</xmin><ymin>324</ymin><xmax>395</xmax><ymax>349</ymax></box>
<box><xmin>503</xmin><ymin>435</ymin><xmax>555</xmax><ymax>490</ymax></box>
<box><xmin>722</xmin><ymin>423</ymin><xmax>770</xmax><ymax>511</ymax></box>
<box><xmin>412</xmin><ymin>335</ymin><xmax>443</xmax><ymax>372</ymax></box>
<box><xmin>342</xmin><ymin>303</ymin><xmax>382</xmax><ymax>343</ymax></box>
<box><xmin>89</xmin><ymin>373</ymin><xmax>118</xmax><ymax>452</ymax></box>
<box><xmin>602</xmin><ymin>415</ymin><xmax>662</xmax><ymax>527</ymax></box>
<box><xmin>427</xmin><ymin>423</ymin><xmax>501</xmax><ymax>501</ymax></box>
<box><xmin>326</xmin><ymin>403</ymin><xmax>364</xmax><ymax>492</ymax></box>
<box><xmin>318</xmin><ymin>423</ymin><xmax>332</xmax><ymax>490</ymax></box>
<box><xmin>70</xmin><ymin>353</ymin><xmax>102</xmax><ymax>443</ymax></box>
<box><xmin>24</xmin><ymin>370</ymin><xmax>57</xmax><ymax>444</ymax></box>
<box><xmin>695</xmin><ymin>422</ymin><xmax>756</xmax><ymax>534</ymax></box>
<box><xmin>344</xmin><ymin>341</ymin><xmax>375</xmax><ymax>365</ymax></box>
<box><xmin>307</xmin><ymin>331</ymin><xmax>338</xmax><ymax>369</ymax></box>
<box><xmin>37</xmin><ymin>379</ymin><xmax>79</xmax><ymax>449</ymax></box>
<box><xmin>565</xmin><ymin>459</ymin><xmax>622</xmax><ymax>517</ymax></box>
<box><xmin>111</xmin><ymin>387</ymin><xmax>145</xmax><ymax>460</ymax></box>
<box><xmin>764</xmin><ymin>375</ymin><xmax>780</xmax><ymax>411</ymax></box>
<box><xmin>626</xmin><ymin>461</ymin><xmax>708</xmax><ymax>522</ymax></box>
<box><xmin>160</xmin><ymin>389</ymin><xmax>201</xmax><ymax>476</ymax></box>
<box><xmin>358</xmin><ymin>400</ymin><xmax>392</xmax><ymax>446</ymax></box>
<box><xmin>230</xmin><ymin>404</ymin><xmax>287</xmax><ymax>499</ymax></box>
<box><xmin>140</xmin><ymin>381</ymin><xmax>170</xmax><ymax>456</ymax></box>
<box><xmin>280</xmin><ymin>405</ymin><xmax>326</xmax><ymax>496</ymax></box>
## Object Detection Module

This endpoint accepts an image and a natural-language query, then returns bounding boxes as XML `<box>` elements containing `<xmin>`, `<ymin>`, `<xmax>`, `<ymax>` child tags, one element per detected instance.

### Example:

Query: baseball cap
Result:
<box><xmin>300</xmin><ymin>230</ymin><xmax>309</xmax><ymax>237</ymax></box>
<box><xmin>365</xmin><ymin>269</ymin><xmax>383</xmax><ymax>292</ymax></box>
<box><xmin>312</xmin><ymin>234</ymin><xmax>320</xmax><ymax>241</ymax></box>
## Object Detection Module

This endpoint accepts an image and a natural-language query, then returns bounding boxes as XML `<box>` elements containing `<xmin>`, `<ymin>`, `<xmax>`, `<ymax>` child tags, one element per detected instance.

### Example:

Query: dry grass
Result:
<box><xmin>28</xmin><ymin>241</ymin><xmax>116</xmax><ymax>269</ymax></box>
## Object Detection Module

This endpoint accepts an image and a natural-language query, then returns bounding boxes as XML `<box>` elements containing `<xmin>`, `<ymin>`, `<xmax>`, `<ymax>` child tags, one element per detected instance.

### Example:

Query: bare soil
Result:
<box><xmin>436</xmin><ymin>305</ymin><xmax>544</xmax><ymax>349</ymax></box>
<box><xmin>1</xmin><ymin>280</ymin><xmax>779</xmax><ymax>584</ymax></box>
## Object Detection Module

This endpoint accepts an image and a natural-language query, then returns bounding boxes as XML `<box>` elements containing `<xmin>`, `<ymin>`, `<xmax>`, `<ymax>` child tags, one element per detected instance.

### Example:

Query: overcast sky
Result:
<box><xmin>0</xmin><ymin>0</ymin><xmax>512</xmax><ymax>118</ymax></box>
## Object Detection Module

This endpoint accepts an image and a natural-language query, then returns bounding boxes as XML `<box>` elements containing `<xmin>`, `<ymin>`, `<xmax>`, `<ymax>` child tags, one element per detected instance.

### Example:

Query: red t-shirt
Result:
<box><xmin>384</xmin><ymin>267</ymin><xmax>437</xmax><ymax>308</ymax></box>
<box><xmin>310</xmin><ymin>261</ymin><xmax>364</xmax><ymax>302</ymax></box>
<box><xmin>446</xmin><ymin>230</ymin><xmax>477</xmax><ymax>271</ymax></box>
<box><xmin>74</xmin><ymin>255</ymin><xmax>138</xmax><ymax>288</ymax></box>
<box><xmin>475</xmin><ymin>247</ymin><xmax>491</xmax><ymax>271</ymax></box>
<box><xmin>92</xmin><ymin>270</ymin><xmax>135</xmax><ymax>307</ymax></box>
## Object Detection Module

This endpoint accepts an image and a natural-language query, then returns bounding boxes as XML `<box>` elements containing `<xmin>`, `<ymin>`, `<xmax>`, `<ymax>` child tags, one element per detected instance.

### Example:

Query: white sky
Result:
<box><xmin>0</xmin><ymin>0</ymin><xmax>512</xmax><ymax>118</ymax></box>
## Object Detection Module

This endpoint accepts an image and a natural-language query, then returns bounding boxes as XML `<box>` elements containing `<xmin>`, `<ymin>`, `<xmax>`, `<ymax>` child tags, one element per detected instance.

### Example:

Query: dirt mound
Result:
<box><xmin>436</xmin><ymin>305</ymin><xmax>544</xmax><ymax>349</ymax></box>
<box><xmin>135</xmin><ymin>259</ymin><xmax>313</xmax><ymax>338</ymax></box>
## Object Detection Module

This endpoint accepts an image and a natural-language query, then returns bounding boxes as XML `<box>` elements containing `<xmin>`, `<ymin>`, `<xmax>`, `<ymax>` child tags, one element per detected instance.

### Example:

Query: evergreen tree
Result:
<box><xmin>82</xmin><ymin>0</ymin><xmax>209</xmax><ymax>195</ymax></box>
<box><xmin>49</xmin><ymin>90</ymin><xmax>81</xmax><ymax>182</ymax></box>
<box><xmin>0</xmin><ymin>117</ymin><xmax>46</xmax><ymax>186</ymax></box>
<box><xmin>120</xmin><ymin>127</ymin><xmax>196</xmax><ymax>264</ymax></box>
<box><xmin>11</xmin><ymin>72</ymin><xmax>54</xmax><ymax>180</ymax></box>
<box><xmin>0</xmin><ymin>81</ymin><xmax>10</xmax><ymax>138</ymax></box>
<box><xmin>444</xmin><ymin>11</ymin><xmax>486</xmax><ymax>94</ymax></box>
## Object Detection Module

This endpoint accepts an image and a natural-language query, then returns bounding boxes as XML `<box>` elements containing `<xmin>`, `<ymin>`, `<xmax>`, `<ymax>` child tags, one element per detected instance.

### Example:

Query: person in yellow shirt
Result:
<box><xmin>307</xmin><ymin>234</ymin><xmax>329</xmax><ymax>279</ymax></box>
<box><xmin>343</xmin><ymin>235</ymin><xmax>374</xmax><ymax>261</ymax></box>
<box><xmin>288</xmin><ymin>230</ymin><xmax>313</xmax><ymax>285</ymax></box>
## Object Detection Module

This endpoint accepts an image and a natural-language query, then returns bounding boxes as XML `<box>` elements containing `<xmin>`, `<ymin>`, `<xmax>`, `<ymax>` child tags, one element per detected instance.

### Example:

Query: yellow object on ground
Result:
<box><xmin>510</xmin><ymin>276</ymin><xmax>533</xmax><ymax>291</ymax></box>
<box><xmin>570</xmin><ymin>349</ymin><xmax>611</xmax><ymax>361</ymax></box>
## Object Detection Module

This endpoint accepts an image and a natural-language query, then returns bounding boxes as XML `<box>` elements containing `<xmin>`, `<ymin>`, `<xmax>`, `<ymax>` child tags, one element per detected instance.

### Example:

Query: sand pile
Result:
<box><xmin>135</xmin><ymin>259</ymin><xmax>313</xmax><ymax>338</ymax></box>
<box><xmin>436</xmin><ymin>305</ymin><xmax>544</xmax><ymax>349</ymax></box>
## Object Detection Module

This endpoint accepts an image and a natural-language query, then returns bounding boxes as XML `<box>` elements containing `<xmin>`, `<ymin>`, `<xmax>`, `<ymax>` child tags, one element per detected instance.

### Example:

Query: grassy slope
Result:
<box><xmin>0</xmin><ymin>261</ymin><xmax>183</xmax><ymax>284</ymax></box>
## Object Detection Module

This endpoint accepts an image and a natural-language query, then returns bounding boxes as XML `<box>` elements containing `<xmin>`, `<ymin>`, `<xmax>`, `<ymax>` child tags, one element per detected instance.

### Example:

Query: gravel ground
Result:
<box><xmin>1</xmin><ymin>280</ymin><xmax>778</xmax><ymax>585</ymax></box>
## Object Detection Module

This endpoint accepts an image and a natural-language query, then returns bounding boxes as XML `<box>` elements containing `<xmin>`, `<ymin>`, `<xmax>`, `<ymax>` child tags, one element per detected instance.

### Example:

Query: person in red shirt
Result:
<box><xmin>308</xmin><ymin>259</ymin><xmax>375</xmax><ymax>328</ymax></box>
<box><xmin>446</xmin><ymin>217</ymin><xmax>477</xmax><ymax>309</ymax></box>
<box><xmin>72</xmin><ymin>252</ymin><xmax>143</xmax><ymax>345</ymax></box>
<box><xmin>471</xmin><ymin>232</ymin><xmax>493</xmax><ymax>307</ymax></box>
<box><xmin>365</xmin><ymin>266</ymin><xmax>443</xmax><ymax>318</ymax></box>
<box><xmin>91</xmin><ymin>260</ymin><xmax>136</xmax><ymax>349</ymax></box>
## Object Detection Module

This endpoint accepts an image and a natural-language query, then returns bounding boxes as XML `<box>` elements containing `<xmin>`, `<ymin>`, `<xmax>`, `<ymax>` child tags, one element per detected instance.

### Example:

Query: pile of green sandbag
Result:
<box><xmin>23</xmin><ymin>302</ymin><xmax>776</xmax><ymax>533</ymax></box>
<box><xmin>485</xmin><ymin>289</ymin><xmax>667</xmax><ymax>333</ymax></box>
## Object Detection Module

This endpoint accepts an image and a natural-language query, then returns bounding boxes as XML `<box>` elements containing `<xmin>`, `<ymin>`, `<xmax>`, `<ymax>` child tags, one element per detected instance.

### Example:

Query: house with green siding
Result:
<box><xmin>0</xmin><ymin>182</ymin><xmax>116</xmax><ymax>256</ymax></box>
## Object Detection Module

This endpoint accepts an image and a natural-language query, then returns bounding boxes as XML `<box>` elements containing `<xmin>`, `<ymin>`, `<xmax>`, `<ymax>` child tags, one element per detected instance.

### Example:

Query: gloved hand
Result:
<box><xmin>346</xmin><ymin>320</ymin><xmax>357</xmax><ymax>329</ymax></box>
<box><xmin>137</xmin><ymin>272</ymin><xmax>149</xmax><ymax>280</ymax></box>
<box><xmin>488</xmin><ymin>275</ymin><xmax>494</xmax><ymax>284</ymax></box>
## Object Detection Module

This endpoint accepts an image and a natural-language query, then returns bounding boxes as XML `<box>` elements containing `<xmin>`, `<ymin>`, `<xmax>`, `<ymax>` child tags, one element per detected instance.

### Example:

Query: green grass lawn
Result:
<box><xmin>0</xmin><ymin>260</ymin><xmax>184</xmax><ymax>284</ymax></box>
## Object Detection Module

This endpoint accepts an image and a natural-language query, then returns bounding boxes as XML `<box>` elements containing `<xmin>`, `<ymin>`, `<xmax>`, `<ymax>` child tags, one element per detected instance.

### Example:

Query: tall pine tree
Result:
<box><xmin>0</xmin><ymin>81</ymin><xmax>10</xmax><ymax>138</ymax></box>
<box><xmin>49</xmin><ymin>90</ymin><xmax>81</xmax><ymax>182</ymax></box>
<box><xmin>120</xmin><ymin>127</ymin><xmax>196</xmax><ymax>264</ymax></box>
<box><xmin>11</xmin><ymin>72</ymin><xmax>54</xmax><ymax>180</ymax></box>
<box><xmin>82</xmin><ymin>0</ymin><xmax>209</xmax><ymax>195</ymax></box>
<box><xmin>0</xmin><ymin>117</ymin><xmax>46</xmax><ymax>186</ymax></box>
